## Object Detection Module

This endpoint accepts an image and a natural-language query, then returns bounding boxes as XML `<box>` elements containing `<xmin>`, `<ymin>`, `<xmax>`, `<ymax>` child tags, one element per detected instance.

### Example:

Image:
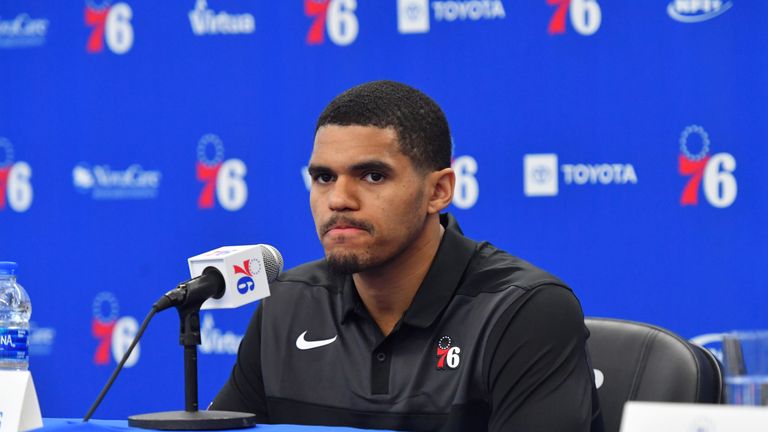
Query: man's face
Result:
<box><xmin>308</xmin><ymin>125</ymin><xmax>430</xmax><ymax>274</ymax></box>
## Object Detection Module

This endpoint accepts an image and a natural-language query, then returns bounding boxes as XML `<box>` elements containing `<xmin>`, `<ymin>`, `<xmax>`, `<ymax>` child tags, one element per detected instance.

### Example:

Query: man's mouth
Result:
<box><xmin>327</xmin><ymin>226</ymin><xmax>364</xmax><ymax>235</ymax></box>
<box><xmin>321</xmin><ymin>217</ymin><xmax>373</xmax><ymax>236</ymax></box>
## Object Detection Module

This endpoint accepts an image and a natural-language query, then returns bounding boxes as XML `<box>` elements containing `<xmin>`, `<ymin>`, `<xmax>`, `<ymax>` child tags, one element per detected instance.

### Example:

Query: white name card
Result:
<box><xmin>620</xmin><ymin>401</ymin><xmax>768</xmax><ymax>432</ymax></box>
<box><xmin>0</xmin><ymin>371</ymin><xmax>42</xmax><ymax>432</ymax></box>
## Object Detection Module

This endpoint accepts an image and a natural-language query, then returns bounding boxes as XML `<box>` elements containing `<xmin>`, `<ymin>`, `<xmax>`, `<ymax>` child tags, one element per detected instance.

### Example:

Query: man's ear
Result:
<box><xmin>427</xmin><ymin>168</ymin><xmax>455</xmax><ymax>214</ymax></box>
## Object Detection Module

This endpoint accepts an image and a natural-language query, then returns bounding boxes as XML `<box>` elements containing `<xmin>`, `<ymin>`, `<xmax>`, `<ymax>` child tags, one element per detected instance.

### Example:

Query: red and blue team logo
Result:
<box><xmin>436</xmin><ymin>335</ymin><xmax>461</xmax><ymax>370</ymax></box>
<box><xmin>546</xmin><ymin>0</ymin><xmax>601</xmax><ymax>36</ymax></box>
<box><xmin>678</xmin><ymin>125</ymin><xmax>737</xmax><ymax>208</ymax></box>
<box><xmin>85</xmin><ymin>0</ymin><xmax>134</xmax><ymax>54</ymax></box>
<box><xmin>233</xmin><ymin>259</ymin><xmax>261</xmax><ymax>295</ymax></box>
<box><xmin>304</xmin><ymin>0</ymin><xmax>359</xmax><ymax>46</ymax></box>
<box><xmin>0</xmin><ymin>138</ymin><xmax>14</xmax><ymax>211</ymax></box>
<box><xmin>196</xmin><ymin>134</ymin><xmax>248</xmax><ymax>211</ymax></box>
<box><xmin>0</xmin><ymin>138</ymin><xmax>33</xmax><ymax>213</ymax></box>
<box><xmin>92</xmin><ymin>292</ymin><xmax>140</xmax><ymax>367</ymax></box>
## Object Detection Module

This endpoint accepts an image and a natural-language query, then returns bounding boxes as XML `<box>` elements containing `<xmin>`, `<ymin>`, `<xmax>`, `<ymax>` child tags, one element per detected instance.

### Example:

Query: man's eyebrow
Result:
<box><xmin>307</xmin><ymin>164</ymin><xmax>333</xmax><ymax>176</ymax></box>
<box><xmin>307</xmin><ymin>160</ymin><xmax>394</xmax><ymax>176</ymax></box>
<box><xmin>348</xmin><ymin>160</ymin><xmax>394</xmax><ymax>174</ymax></box>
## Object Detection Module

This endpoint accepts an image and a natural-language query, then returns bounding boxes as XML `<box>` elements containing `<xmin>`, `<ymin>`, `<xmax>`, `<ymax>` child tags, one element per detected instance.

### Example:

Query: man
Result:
<box><xmin>211</xmin><ymin>80</ymin><xmax>603</xmax><ymax>431</ymax></box>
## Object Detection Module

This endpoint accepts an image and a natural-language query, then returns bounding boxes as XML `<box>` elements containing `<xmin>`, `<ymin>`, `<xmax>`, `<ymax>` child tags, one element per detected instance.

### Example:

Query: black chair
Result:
<box><xmin>585</xmin><ymin>317</ymin><xmax>724</xmax><ymax>432</ymax></box>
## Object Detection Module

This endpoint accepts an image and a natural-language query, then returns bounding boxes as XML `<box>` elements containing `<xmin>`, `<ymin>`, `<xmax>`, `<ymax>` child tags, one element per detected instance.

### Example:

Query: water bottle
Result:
<box><xmin>0</xmin><ymin>261</ymin><xmax>31</xmax><ymax>370</ymax></box>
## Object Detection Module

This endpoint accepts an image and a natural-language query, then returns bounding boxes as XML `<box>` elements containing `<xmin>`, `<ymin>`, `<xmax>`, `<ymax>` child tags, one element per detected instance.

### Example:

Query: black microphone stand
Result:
<box><xmin>128</xmin><ymin>278</ymin><xmax>256</xmax><ymax>430</ymax></box>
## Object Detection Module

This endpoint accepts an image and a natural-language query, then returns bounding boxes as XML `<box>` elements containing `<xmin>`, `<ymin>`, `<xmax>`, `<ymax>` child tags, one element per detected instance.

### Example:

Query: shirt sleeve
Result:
<box><xmin>209</xmin><ymin>303</ymin><xmax>269</xmax><ymax>422</ymax></box>
<box><xmin>484</xmin><ymin>284</ymin><xmax>603</xmax><ymax>432</ymax></box>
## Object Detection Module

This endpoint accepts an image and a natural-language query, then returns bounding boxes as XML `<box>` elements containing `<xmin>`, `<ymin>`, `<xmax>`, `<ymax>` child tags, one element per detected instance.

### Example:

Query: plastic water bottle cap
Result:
<box><xmin>0</xmin><ymin>261</ymin><xmax>18</xmax><ymax>275</ymax></box>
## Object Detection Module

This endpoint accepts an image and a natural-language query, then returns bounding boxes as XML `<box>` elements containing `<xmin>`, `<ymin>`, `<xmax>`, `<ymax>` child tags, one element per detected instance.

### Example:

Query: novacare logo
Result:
<box><xmin>0</xmin><ymin>13</ymin><xmax>49</xmax><ymax>48</ymax></box>
<box><xmin>73</xmin><ymin>163</ymin><xmax>162</xmax><ymax>200</ymax></box>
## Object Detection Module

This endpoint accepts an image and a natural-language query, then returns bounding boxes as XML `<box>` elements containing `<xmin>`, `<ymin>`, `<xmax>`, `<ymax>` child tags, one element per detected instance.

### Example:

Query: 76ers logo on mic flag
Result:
<box><xmin>233</xmin><ymin>258</ymin><xmax>262</xmax><ymax>295</ymax></box>
<box><xmin>436</xmin><ymin>335</ymin><xmax>461</xmax><ymax>370</ymax></box>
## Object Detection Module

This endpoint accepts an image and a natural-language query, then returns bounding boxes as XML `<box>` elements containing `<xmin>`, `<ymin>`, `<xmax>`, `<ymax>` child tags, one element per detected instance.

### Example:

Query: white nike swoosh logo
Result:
<box><xmin>295</xmin><ymin>331</ymin><xmax>338</xmax><ymax>350</ymax></box>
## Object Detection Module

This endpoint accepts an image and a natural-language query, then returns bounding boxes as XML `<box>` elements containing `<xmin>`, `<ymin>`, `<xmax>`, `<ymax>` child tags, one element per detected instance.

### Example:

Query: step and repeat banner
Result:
<box><xmin>1</xmin><ymin>0</ymin><xmax>765</xmax><ymax>419</ymax></box>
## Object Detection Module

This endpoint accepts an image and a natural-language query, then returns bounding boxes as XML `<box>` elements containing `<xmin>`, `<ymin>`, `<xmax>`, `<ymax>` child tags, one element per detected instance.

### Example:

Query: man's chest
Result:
<box><xmin>258</xmin><ymin>291</ymin><xmax>518</xmax><ymax>414</ymax></box>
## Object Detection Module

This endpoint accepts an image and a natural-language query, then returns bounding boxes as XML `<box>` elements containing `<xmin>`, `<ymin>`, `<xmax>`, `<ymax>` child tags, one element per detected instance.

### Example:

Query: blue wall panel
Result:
<box><xmin>0</xmin><ymin>0</ymin><xmax>764</xmax><ymax>419</ymax></box>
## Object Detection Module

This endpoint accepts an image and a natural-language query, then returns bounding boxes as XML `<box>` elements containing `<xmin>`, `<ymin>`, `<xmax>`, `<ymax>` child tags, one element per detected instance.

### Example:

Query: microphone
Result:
<box><xmin>86</xmin><ymin>244</ymin><xmax>284</xmax><ymax>428</ymax></box>
<box><xmin>153</xmin><ymin>244</ymin><xmax>283</xmax><ymax>312</ymax></box>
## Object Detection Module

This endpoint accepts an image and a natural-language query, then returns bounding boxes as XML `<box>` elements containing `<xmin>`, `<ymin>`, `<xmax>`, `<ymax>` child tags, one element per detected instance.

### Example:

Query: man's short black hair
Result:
<box><xmin>315</xmin><ymin>80</ymin><xmax>452</xmax><ymax>172</ymax></box>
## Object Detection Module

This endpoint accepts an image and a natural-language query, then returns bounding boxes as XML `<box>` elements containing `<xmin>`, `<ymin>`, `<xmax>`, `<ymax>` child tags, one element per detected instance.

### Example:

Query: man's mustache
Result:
<box><xmin>320</xmin><ymin>216</ymin><xmax>374</xmax><ymax>235</ymax></box>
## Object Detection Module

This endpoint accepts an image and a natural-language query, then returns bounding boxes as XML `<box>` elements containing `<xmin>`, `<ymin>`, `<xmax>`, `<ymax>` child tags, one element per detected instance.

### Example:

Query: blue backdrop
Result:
<box><xmin>0</xmin><ymin>0</ymin><xmax>764</xmax><ymax>420</ymax></box>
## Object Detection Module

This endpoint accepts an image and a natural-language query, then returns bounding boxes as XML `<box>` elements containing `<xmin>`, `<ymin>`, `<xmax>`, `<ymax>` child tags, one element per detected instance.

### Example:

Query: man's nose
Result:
<box><xmin>328</xmin><ymin>177</ymin><xmax>359</xmax><ymax>211</ymax></box>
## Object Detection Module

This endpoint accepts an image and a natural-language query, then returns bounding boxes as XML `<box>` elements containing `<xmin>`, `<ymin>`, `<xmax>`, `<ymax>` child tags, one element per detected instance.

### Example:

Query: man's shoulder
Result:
<box><xmin>458</xmin><ymin>241</ymin><xmax>571</xmax><ymax>296</ymax></box>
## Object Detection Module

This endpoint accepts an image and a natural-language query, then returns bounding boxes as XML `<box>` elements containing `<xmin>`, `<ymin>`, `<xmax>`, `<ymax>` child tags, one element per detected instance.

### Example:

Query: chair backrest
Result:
<box><xmin>585</xmin><ymin>317</ymin><xmax>724</xmax><ymax>432</ymax></box>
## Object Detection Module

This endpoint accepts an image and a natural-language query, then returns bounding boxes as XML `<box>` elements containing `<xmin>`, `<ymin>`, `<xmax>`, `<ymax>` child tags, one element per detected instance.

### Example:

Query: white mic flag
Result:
<box><xmin>187</xmin><ymin>244</ymin><xmax>283</xmax><ymax>310</ymax></box>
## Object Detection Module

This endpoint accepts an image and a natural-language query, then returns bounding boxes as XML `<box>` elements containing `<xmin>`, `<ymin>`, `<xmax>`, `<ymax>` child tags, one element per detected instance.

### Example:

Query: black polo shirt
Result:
<box><xmin>211</xmin><ymin>214</ymin><xmax>603</xmax><ymax>432</ymax></box>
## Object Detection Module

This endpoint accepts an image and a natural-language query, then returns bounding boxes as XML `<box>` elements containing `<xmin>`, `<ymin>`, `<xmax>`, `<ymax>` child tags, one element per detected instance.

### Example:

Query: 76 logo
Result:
<box><xmin>305</xmin><ymin>0</ymin><xmax>359</xmax><ymax>46</ymax></box>
<box><xmin>196</xmin><ymin>134</ymin><xmax>248</xmax><ymax>211</ymax></box>
<box><xmin>678</xmin><ymin>125</ymin><xmax>737</xmax><ymax>208</ymax></box>
<box><xmin>0</xmin><ymin>138</ymin><xmax>33</xmax><ymax>213</ymax></box>
<box><xmin>547</xmin><ymin>0</ymin><xmax>601</xmax><ymax>36</ymax></box>
<box><xmin>436</xmin><ymin>336</ymin><xmax>461</xmax><ymax>370</ymax></box>
<box><xmin>92</xmin><ymin>292</ymin><xmax>140</xmax><ymax>368</ymax></box>
<box><xmin>85</xmin><ymin>1</ymin><xmax>134</xmax><ymax>54</ymax></box>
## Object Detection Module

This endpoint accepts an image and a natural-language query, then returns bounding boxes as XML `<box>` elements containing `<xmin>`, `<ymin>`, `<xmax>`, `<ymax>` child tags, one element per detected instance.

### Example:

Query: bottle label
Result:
<box><xmin>0</xmin><ymin>327</ymin><xmax>29</xmax><ymax>362</ymax></box>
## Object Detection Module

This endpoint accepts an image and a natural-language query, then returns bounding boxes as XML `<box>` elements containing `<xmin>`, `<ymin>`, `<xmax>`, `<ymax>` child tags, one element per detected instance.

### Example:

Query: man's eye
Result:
<box><xmin>364</xmin><ymin>172</ymin><xmax>385</xmax><ymax>183</ymax></box>
<box><xmin>313</xmin><ymin>174</ymin><xmax>334</xmax><ymax>184</ymax></box>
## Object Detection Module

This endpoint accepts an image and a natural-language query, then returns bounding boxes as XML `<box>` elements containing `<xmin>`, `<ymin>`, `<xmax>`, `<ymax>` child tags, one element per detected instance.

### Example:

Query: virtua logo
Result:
<box><xmin>200</xmin><ymin>313</ymin><xmax>243</xmax><ymax>355</ymax></box>
<box><xmin>397</xmin><ymin>0</ymin><xmax>506</xmax><ymax>34</ymax></box>
<box><xmin>667</xmin><ymin>0</ymin><xmax>733</xmax><ymax>23</ymax></box>
<box><xmin>29</xmin><ymin>322</ymin><xmax>56</xmax><ymax>356</ymax></box>
<box><xmin>189</xmin><ymin>0</ymin><xmax>255</xmax><ymax>36</ymax></box>
<box><xmin>0</xmin><ymin>13</ymin><xmax>49</xmax><ymax>48</ymax></box>
<box><xmin>523</xmin><ymin>153</ymin><xmax>638</xmax><ymax>197</ymax></box>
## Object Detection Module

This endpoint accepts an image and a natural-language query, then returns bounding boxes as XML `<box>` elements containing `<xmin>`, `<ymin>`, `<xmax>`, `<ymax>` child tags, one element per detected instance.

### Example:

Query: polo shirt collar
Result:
<box><xmin>340</xmin><ymin>213</ymin><xmax>478</xmax><ymax>328</ymax></box>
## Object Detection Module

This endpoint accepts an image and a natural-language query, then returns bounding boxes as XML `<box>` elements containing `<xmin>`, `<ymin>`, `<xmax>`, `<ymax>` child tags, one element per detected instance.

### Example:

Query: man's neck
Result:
<box><xmin>352</xmin><ymin>216</ymin><xmax>445</xmax><ymax>337</ymax></box>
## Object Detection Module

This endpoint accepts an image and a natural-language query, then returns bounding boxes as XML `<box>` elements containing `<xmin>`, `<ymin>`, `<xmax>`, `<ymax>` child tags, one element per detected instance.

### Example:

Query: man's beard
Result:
<box><xmin>320</xmin><ymin>189</ymin><xmax>427</xmax><ymax>276</ymax></box>
<box><xmin>326</xmin><ymin>252</ymin><xmax>366</xmax><ymax>275</ymax></box>
<box><xmin>324</xmin><ymin>218</ymin><xmax>424</xmax><ymax>275</ymax></box>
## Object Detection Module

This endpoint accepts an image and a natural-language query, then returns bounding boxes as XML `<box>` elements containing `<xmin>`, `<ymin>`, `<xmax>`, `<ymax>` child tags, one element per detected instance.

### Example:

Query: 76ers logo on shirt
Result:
<box><xmin>436</xmin><ymin>335</ymin><xmax>461</xmax><ymax>370</ymax></box>
<box><xmin>233</xmin><ymin>259</ymin><xmax>261</xmax><ymax>295</ymax></box>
